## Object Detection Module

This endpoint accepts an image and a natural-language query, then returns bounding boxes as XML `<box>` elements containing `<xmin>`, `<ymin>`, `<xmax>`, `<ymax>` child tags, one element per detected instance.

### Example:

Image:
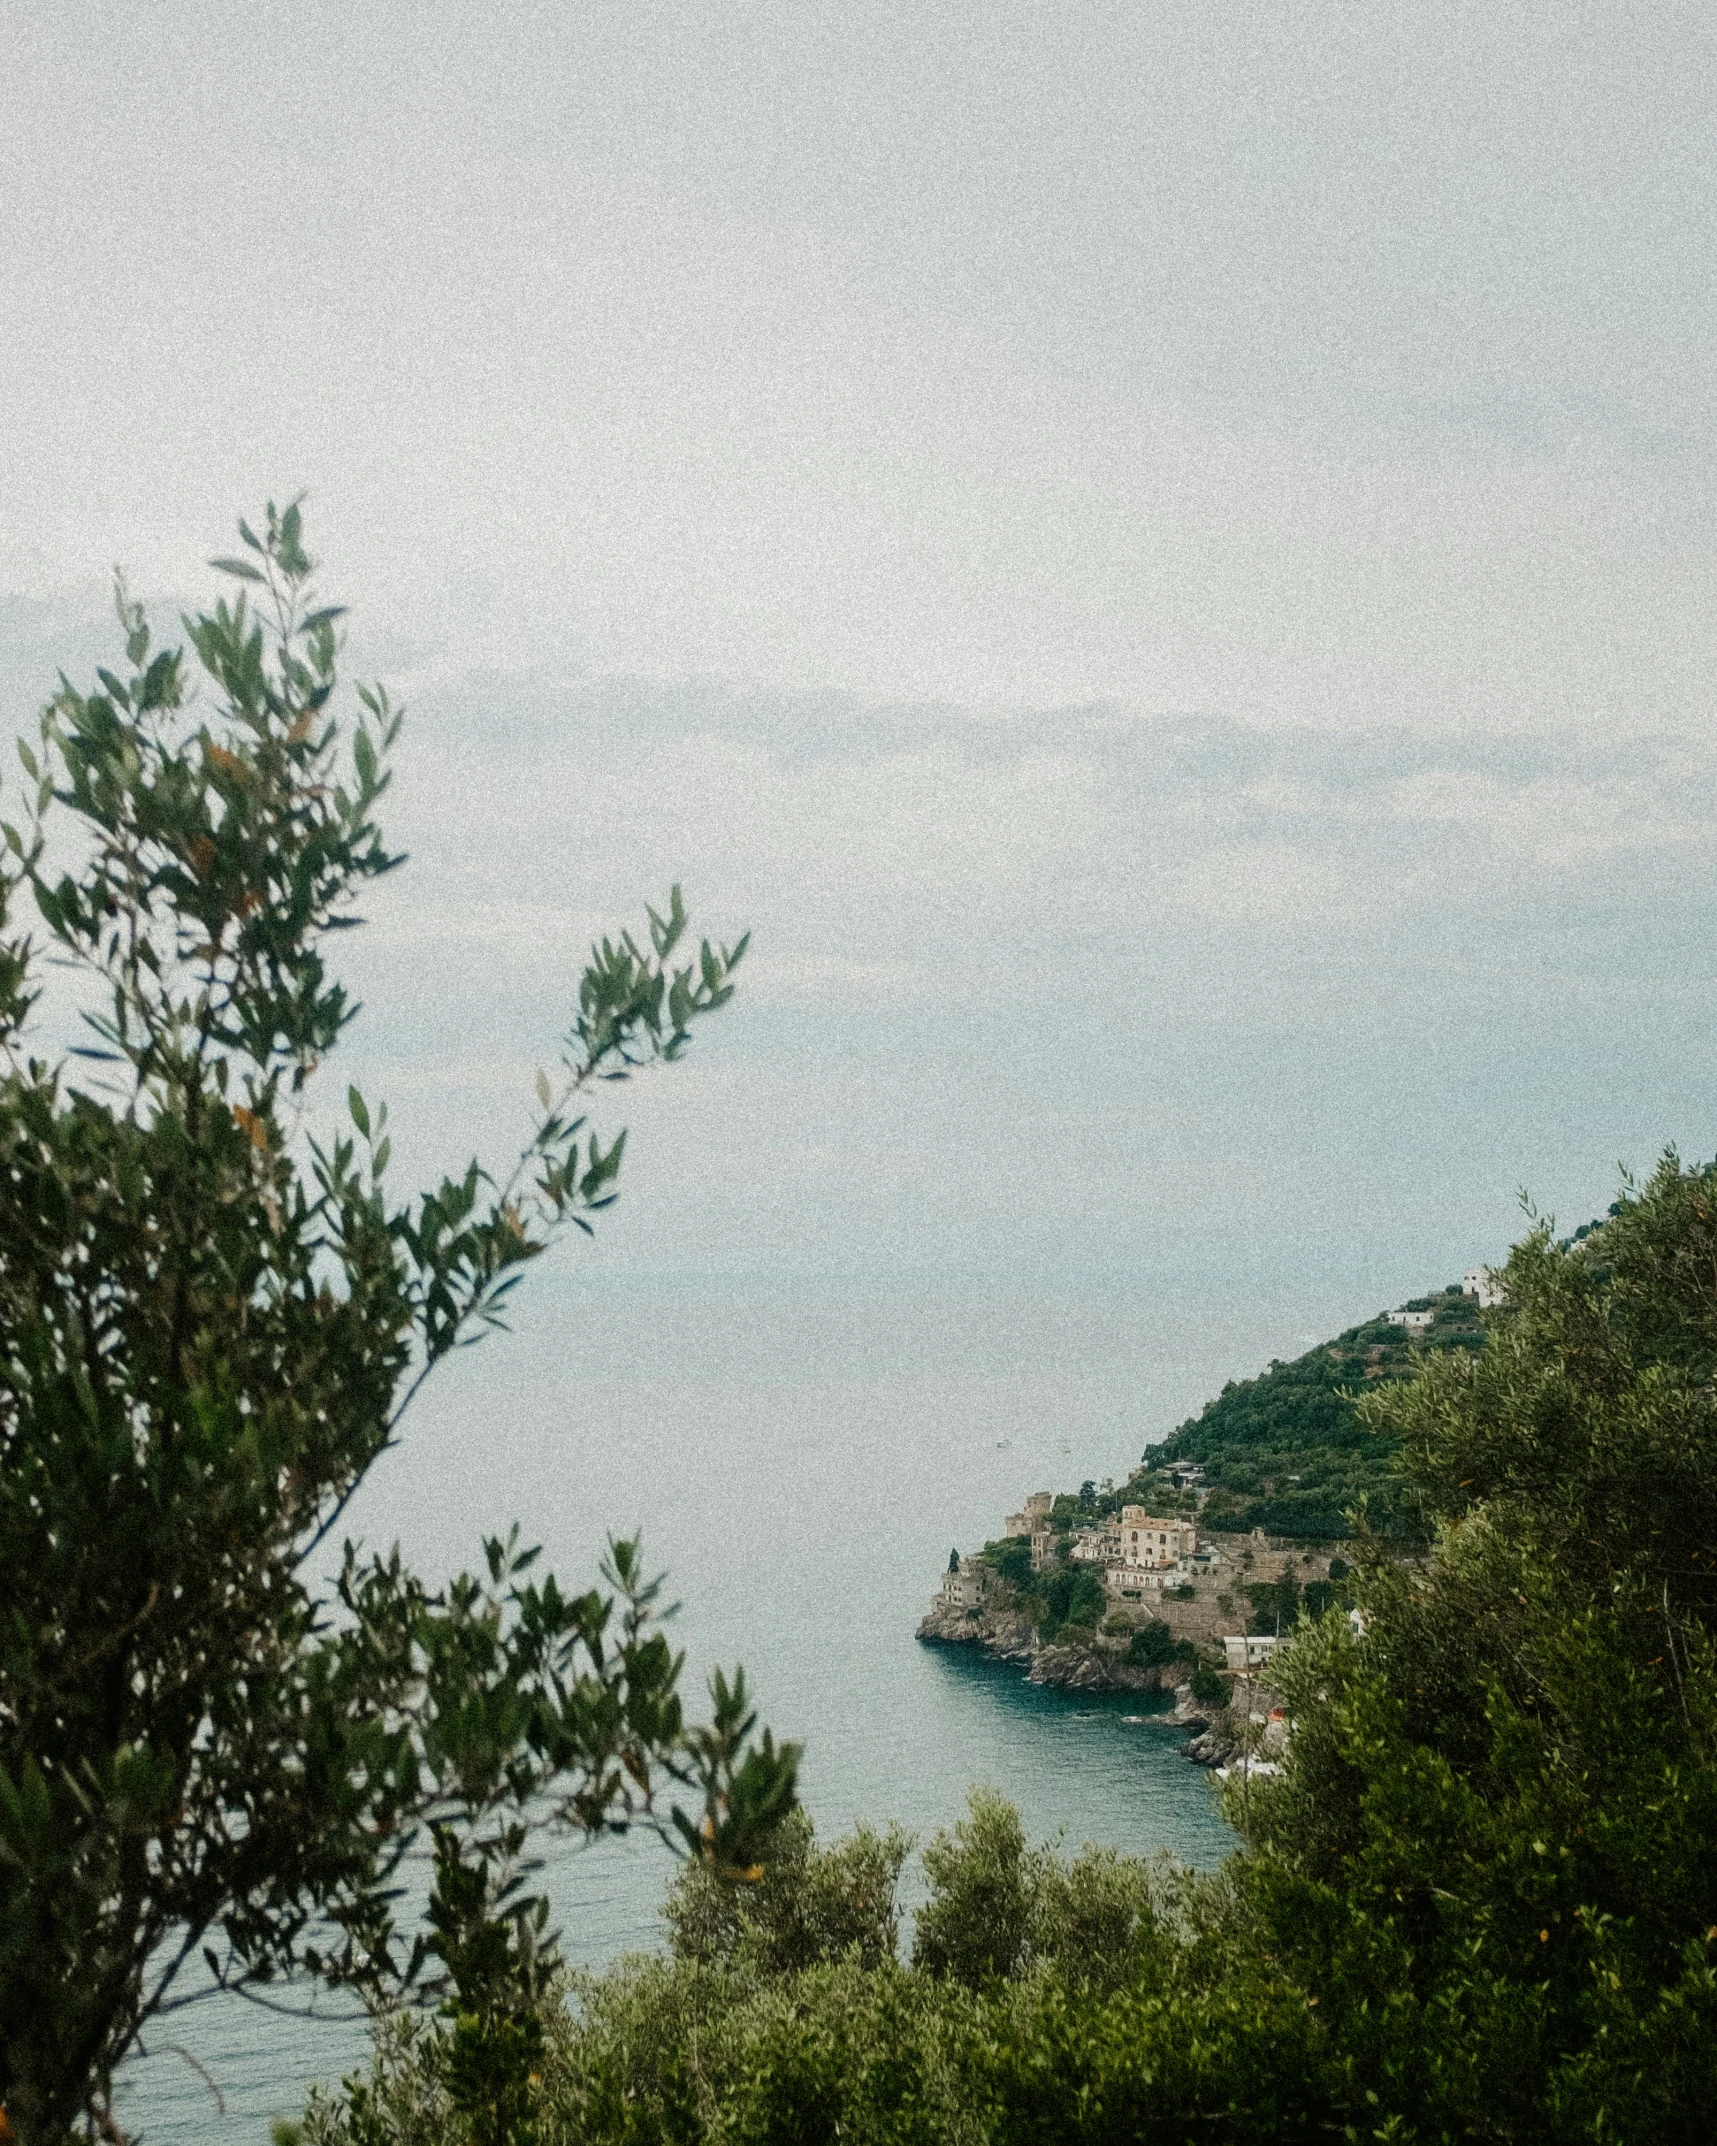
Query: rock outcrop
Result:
<box><xmin>916</xmin><ymin>1600</ymin><xmax>1175</xmax><ymax>1695</ymax></box>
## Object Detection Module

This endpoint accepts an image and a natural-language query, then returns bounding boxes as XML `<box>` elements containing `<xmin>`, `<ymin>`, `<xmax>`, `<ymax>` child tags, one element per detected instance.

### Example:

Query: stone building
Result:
<box><xmin>937</xmin><ymin>1556</ymin><xmax>988</xmax><ymax>1612</ymax></box>
<box><xmin>1004</xmin><ymin>1490</ymin><xmax>1053</xmax><ymax>1537</ymax></box>
<box><xmin>1118</xmin><ymin>1506</ymin><xmax>1199</xmax><ymax>1566</ymax></box>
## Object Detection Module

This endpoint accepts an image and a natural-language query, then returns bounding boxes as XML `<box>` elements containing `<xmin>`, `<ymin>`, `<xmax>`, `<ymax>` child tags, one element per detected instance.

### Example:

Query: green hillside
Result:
<box><xmin>1126</xmin><ymin>1286</ymin><xmax>1489</xmax><ymax>1540</ymax></box>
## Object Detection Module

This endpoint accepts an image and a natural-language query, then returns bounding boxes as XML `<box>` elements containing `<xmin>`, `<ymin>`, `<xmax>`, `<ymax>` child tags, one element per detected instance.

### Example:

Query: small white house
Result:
<box><xmin>1386</xmin><ymin>1307</ymin><xmax>1435</xmax><ymax>1331</ymax></box>
<box><xmin>1463</xmin><ymin>1268</ymin><xmax>1506</xmax><ymax>1308</ymax></box>
<box><xmin>1223</xmin><ymin>1634</ymin><xmax>1283</xmax><ymax>1671</ymax></box>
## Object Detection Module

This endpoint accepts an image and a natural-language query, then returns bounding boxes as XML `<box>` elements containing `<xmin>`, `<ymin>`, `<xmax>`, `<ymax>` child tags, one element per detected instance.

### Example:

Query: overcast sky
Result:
<box><xmin>4</xmin><ymin>2</ymin><xmax>1715</xmax><ymax>1317</ymax></box>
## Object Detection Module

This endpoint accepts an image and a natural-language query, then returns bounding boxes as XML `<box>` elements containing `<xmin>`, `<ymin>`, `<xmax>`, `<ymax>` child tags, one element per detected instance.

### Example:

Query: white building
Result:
<box><xmin>1223</xmin><ymin>1634</ymin><xmax>1283</xmax><ymax>1671</ymax></box>
<box><xmin>1463</xmin><ymin>1267</ymin><xmax>1506</xmax><ymax>1308</ymax></box>
<box><xmin>1106</xmin><ymin>1563</ymin><xmax>1169</xmax><ymax>1600</ymax></box>
<box><xmin>1386</xmin><ymin>1308</ymin><xmax>1435</xmax><ymax>1331</ymax></box>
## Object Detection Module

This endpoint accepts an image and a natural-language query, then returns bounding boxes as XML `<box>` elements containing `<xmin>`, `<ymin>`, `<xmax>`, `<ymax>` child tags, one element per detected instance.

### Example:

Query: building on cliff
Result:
<box><xmin>1004</xmin><ymin>1491</ymin><xmax>1053</xmax><ymax>1536</ymax></box>
<box><xmin>936</xmin><ymin>1555</ymin><xmax>989</xmax><ymax>1613</ymax></box>
<box><xmin>1119</xmin><ymin>1506</ymin><xmax>1199</xmax><ymax>1565</ymax></box>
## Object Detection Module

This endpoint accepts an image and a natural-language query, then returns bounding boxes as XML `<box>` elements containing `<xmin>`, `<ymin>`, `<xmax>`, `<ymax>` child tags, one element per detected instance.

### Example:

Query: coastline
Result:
<box><xmin>917</xmin><ymin>1599</ymin><xmax>1281</xmax><ymax>1772</ymax></box>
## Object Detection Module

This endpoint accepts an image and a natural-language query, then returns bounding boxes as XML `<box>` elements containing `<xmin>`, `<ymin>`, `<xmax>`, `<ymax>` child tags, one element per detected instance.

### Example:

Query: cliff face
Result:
<box><xmin>916</xmin><ymin>1599</ymin><xmax>1175</xmax><ymax>1695</ymax></box>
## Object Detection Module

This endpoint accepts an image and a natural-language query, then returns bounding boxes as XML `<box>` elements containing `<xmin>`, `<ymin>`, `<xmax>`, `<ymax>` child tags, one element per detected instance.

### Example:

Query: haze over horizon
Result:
<box><xmin>4</xmin><ymin>1</ymin><xmax>1714</xmax><ymax>1328</ymax></box>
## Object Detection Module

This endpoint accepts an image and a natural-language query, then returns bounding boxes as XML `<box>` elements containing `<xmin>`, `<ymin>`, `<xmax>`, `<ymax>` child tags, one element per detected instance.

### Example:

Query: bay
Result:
<box><xmin>113</xmin><ymin>1271</ymin><xmax>1343</xmax><ymax>2141</ymax></box>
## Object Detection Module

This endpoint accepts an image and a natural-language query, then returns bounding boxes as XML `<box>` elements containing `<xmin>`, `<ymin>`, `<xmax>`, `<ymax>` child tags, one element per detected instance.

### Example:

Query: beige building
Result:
<box><xmin>1105</xmin><ymin>1563</ymin><xmax>1178</xmax><ymax>1601</ymax></box>
<box><xmin>1004</xmin><ymin>1491</ymin><xmax>1054</xmax><ymax>1537</ymax></box>
<box><xmin>938</xmin><ymin>1556</ymin><xmax>988</xmax><ymax>1611</ymax></box>
<box><xmin>1118</xmin><ymin>1506</ymin><xmax>1199</xmax><ymax>1566</ymax></box>
<box><xmin>1069</xmin><ymin>1523</ymin><xmax>1121</xmax><ymax>1563</ymax></box>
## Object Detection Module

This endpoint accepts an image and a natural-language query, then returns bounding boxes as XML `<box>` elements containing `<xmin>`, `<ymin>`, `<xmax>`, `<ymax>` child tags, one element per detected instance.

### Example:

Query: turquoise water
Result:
<box><xmin>110</xmin><ymin>1274</ymin><xmax>1329</xmax><ymax>2141</ymax></box>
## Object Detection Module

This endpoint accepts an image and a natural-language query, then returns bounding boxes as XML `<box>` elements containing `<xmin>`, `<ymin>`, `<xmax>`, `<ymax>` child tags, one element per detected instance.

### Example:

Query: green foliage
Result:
<box><xmin>974</xmin><ymin>1967</ymin><xmax>1331</xmax><ymax>2145</ymax></box>
<box><xmin>1189</xmin><ymin>1664</ymin><xmax>1230</xmax><ymax>1708</ymax></box>
<box><xmin>1230</xmin><ymin>1151</ymin><xmax>1717</xmax><ymax>2137</ymax></box>
<box><xmin>664</xmin><ymin>1808</ymin><xmax>912</xmax><ymax>1976</ymax></box>
<box><xmin>1019</xmin><ymin>1561</ymin><xmax>1105</xmax><ymax>1641</ymax></box>
<box><xmin>1243</xmin><ymin>1570</ymin><xmax>1300</xmax><ymax>1634</ymax></box>
<box><xmin>423</xmin><ymin>1825</ymin><xmax>555</xmax><ymax>2146</ymax></box>
<box><xmin>1124</xmin><ymin>1619</ymin><xmax>1177</xmax><ymax>1668</ymax></box>
<box><xmin>303</xmin><ymin>1801</ymin><xmax>1267</xmax><ymax>2146</ymax></box>
<box><xmin>0</xmin><ymin>513</ymin><xmax>795</xmax><ymax>2146</ymax></box>
<box><xmin>1064</xmin><ymin>1567</ymin><xmax>1106</xmax><ymax>1629</ymax></box>
<box><xmin>981</xmin><ymin>1537</ymin><xmax>1033</xmax><ymax>1591</ymax></box>
<box><xmin>1028</xmin><ymin>1846</ymin><xmax>1159</xmax><ymax>1998</ymax></box>
<box><xmin>909</xmin><ymin>1791</ymin><xmax>1161</xmax><ymax>2000</ymax></box>
<box><xmin>1137</xmin><ymin>1291</ymin><xmax>1488</xmax><ymax>1540</ymax></box>
<box><xmin>911</xmin><ymin>1792</ymin><xmax>1046</xmax><ymax>1989</ymax></box>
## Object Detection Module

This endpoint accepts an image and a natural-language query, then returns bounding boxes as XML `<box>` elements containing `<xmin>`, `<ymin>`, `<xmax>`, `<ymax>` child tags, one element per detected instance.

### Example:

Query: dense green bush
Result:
<box><xmin>1188</xmin><ymin>1664</ymin><xmax>1230</xmax><ymax>1708</ymax></box>
<box><xmin>982</xmin><ymin>1538</ymin><xmax>1033</xmax><ymax>1591</ymax></box>
<box><xmin>1065</xmin><ymin>1567</ymin><xmax>1107</xmax><ymax>1629</ymax></box>
<box><xmin>664</xmin><ymin>1808</ymin><xmax>911</xmax><ymax>1977</ymax></box>
<box><xmin>1125</xmin><ymin>1620</ymin><xmax>1176</xmax><ymax>1667</ymax></box>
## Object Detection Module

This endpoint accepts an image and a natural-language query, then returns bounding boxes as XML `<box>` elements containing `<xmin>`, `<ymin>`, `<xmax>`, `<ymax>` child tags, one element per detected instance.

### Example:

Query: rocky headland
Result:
<box><xmin>916</xmin><ymin>1597</ymin><xmax>1280</xmax><ymax>1770</ymax></box>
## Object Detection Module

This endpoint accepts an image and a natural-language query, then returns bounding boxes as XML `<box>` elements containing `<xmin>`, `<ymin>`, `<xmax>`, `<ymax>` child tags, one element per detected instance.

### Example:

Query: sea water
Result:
<box><xmin>112</xmin><ymin>1272</ymin><xmax>1339</xmax><ymax>2141</ymax></box>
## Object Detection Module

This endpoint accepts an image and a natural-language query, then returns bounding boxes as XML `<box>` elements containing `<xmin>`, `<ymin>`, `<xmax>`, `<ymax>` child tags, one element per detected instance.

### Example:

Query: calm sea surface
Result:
<box><xmin>113</xmin><ymin>1273</ymin><xmax>1343</xmax><ymax>2141</ymax></box>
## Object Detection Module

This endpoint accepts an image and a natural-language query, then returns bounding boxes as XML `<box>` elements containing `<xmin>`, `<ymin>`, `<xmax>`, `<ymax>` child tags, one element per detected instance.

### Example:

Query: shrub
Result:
<box><xmin>663</xmin><ymin>1809</ymin><xmax>912</xmax><ymax>1975</ymax></box>
<box><xmin>985</xmin><ymin>1537</ymin><xmax>1034</xmax><ymax>1590</ymax></box>
<box><xmin>1126</xmin><ymin>1620</ymin><xmax>1176</xmax><ymax>1667</ymax></box>
<box><xmin>1066</xmin><ymin>1566</ymin><xmax>1107</xmax><ymax>1628</ymax></box>
<box><xmin>1189</xmin><ymin>1663</ymin><xmax>1230</xmax><ymax>1708</ymax></box>
<box><xmin>912</xmin><ymin>1790</ymin><xmax>1044</xmax><ymax>1987</ymax></box>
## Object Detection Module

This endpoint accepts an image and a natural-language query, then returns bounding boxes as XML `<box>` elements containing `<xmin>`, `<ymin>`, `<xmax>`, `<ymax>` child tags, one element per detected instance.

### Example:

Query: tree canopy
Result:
<box><xmin>0</xmin><ymin>507</ymin><xmax>796</xmax><ymax>2146</ymax></box>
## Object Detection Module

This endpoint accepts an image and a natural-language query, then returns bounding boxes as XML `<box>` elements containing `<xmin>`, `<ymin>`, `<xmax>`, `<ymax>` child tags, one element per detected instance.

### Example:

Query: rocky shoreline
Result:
<box><xmin>917</xmin><ymin>1598</ymin><xmax>1253</xmax><ymax>1766</ymax></box>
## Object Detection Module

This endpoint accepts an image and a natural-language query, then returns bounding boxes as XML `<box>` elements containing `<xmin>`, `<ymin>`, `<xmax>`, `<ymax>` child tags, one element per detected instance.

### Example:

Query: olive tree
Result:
<box><xmin>0</xmin><ymin>505</ymin><xmax>796</xmax><ymax>2145</ymax></box>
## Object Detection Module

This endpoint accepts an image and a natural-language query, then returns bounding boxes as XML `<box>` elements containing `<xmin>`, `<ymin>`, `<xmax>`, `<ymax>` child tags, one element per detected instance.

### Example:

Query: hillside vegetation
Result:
<box><xmin>1130</xmin><ymin>1286</ymin><xmax>1488</xmax><ymax>1539</ymax></box>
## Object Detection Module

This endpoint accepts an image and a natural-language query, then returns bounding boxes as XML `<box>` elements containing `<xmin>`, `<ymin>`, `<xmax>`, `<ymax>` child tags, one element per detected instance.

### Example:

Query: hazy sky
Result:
<box><xmin>4</xmin><ymin>2</ymin><xmax>1715</xmax><ymax>1316</ymax></box>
